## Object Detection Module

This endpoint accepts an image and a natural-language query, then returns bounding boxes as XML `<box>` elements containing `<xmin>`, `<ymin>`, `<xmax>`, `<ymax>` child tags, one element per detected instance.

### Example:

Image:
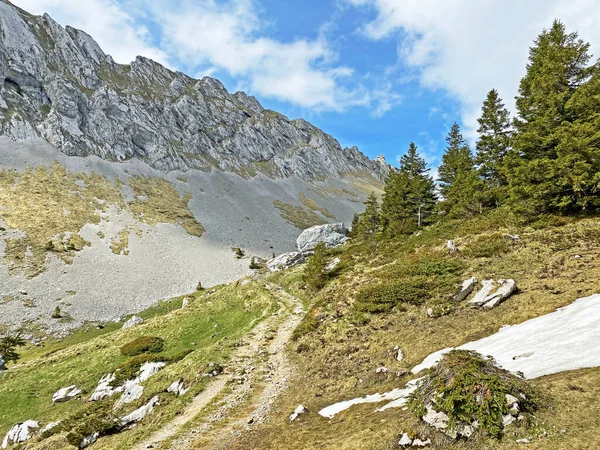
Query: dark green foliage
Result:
<box><xmin>409</xmin><ymin>350</ymin><xmax>539</xmax><ymax>438</ymax></box>
<box><xmin>381</xmin><ymin>143</ymin><xmax>436</xmax><ymax>235</ymax></box>
<box><xmin>508</xmin><ymin>20</ymin><xmax>600</xmax><ymax>214</ymax></box>
<box><xmin>303</xmin><ymin>242</ymin><xmax>328</xmax><ymax>292</ymax></box>
<box><xmin>476</xmin><ymin>89</ymin><xmax>511</xmax><ymax>205</ymax></box>
<box><xmin>196</xmin><ymin>281</ymin><xmax>204</xmax><ymax>291</ymax></box>
<box><xmin>0</xmin><ymin>332</ymin><xmax>25</xmax><ymax>364</ymax></box>
<box><xmin>64</xmin><ymin>402</ymin><xmax>120</xmax><ymax>447</ymax></box>
<box><xmin>355</xmin><ymin>192</ymin><xmax>380</xmax><ymax>247</ymax></box>
<box><xmin>113</xmin><ymin>353</ymin><xmax>158</xmax><ymax>385</ymax></box>
<box><xmin>234</xmin><ymin>247</ymin><xmax>245</xmax><ymax>259</ymax></box>
<box><xmin>438</xmin><ymin>123</ymin><xmax>485</xmax><ymax>218</ymax></box>
<box><xmin>249</xmin><ymin>256</ymin><xmax>262</xmax><ymax>270</ymax></box>
<box><xmin>120</xmin><ymin>336</ymin><xmax>165</xmax><ymax>357</ymax></box>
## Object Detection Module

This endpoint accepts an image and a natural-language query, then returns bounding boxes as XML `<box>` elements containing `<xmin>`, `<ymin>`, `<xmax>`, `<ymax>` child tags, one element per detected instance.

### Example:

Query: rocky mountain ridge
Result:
<box><xmin>0</xmin><ymin>0</ymin><xmax>390</xmax><ymax>181</ymax></box>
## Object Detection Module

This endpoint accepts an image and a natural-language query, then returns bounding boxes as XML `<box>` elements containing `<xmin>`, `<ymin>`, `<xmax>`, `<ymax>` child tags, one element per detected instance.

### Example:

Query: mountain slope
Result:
<box><xmin>0</xmin><ymin>0</ymin><xmax>389</xmax><ymax>181</ymax></box>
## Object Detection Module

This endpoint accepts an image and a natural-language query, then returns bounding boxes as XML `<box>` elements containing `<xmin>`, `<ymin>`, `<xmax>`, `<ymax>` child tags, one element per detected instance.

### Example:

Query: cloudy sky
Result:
<box><xmin>12</xmin><ymin>0</ymin><xmax>600</xmax><ymax>169</ymax></box>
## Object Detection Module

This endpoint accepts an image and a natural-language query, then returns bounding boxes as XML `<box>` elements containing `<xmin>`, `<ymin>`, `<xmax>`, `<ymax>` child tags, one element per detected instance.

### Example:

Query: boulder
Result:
<box><xmin>2</xmin><ymin>421</ymin><xmax>39</xmax><ymax>448</ymax></box>
<box><xmin>167</xmin><ymin>379</ymin><xmax>189</xmax><ymax>396</ymax></box>
<box><xmin>412</xmin><ymin>438</ymin><xmax>432</xmax><ymax>447</ymax></box>
<box><xmin>90</xmin><ymin>373</ymin><xmax>124</xmax><ymax>401</ymax></box>
<box><xmin>80</xmin><ymin>432</ymin><xmax>100</xmax><ymax>448</ymax></box>
<box><xmin>121</xmin><ymin>396</ymin><xmax>159</xmax><ymax>426</ymax></box>
<box><xmin>137</xmin><ymin>362</ymin><xmax>165</xmax><ymax>383</ymax></box>
<box><xmin>52</xmin><ymin>385</ymin><xmax>82</xmax><ymax>404</ymax></box>
<box><xmin>469</xmin><ymin>279</ymin><xmax>517</xmax><ymax>309</ymax></box>
<box><xmin>122</xmin><ymin>315</ymin><xmax>143</xmax><ymax>329</ymax></box>
<box><xmin>289</xmin><ymin>404</ymin><xmax>307</xmax><ymax>422</ymax></box>
<box><xmin>446</xmin><ymin>240</ymin><xmax>457</xmax><ymax>253</ymax></box>
<box><xmin>394</xmin><ymin>345</ymin><xmax>404</xmax><ymax>362</ymax></box>
<box><xmin>296</xmin><ymin>223</ymin><xmax>348</xmax><ymax>254</ymax></box>
<box><xmin>398</xmin><ymin>433</ymin><xmax>412</xmax><ymax>447</ymax></box>
<box><xmin>267</xmin><ymin>252</ymin><xmax>305</xmax><ymax>272</ymax></box>
<box><xmin>422</xmin><ymin>405</ymin><xmax>478</xmax><ymax>439</ymax></box>
<box><xmin>40</xmin><ymin>422</ymin><xmax>61</xmax><ymax>434</ymax></box>
<box><xmin>325</xmin><ymin>257</ymin><xmax>341</xmax><ymax>272</ymax></box>
<box><xmin>115</xmin><ymin>380</ymin><xmax>144</xmax><ymax>407</ymax></box>
<box><xmin>453</xmin><ymin>277</ymin><xmax>477</xmax><ymax>302</ymax></box>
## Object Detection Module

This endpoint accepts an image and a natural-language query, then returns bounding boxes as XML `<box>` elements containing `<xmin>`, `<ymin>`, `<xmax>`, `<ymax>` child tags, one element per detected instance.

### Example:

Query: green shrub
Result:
<box><xmin>303</xmin><ymin>242</ymin><xmax>328</xmax><ymax>292</ymax></box>
<box><xmin>120</xmin><ymin>336</ymin><xmax>164</xmax><ymax>357</ymax></box>
<box><xmin>462</xmin><ymin>233</ymin><xmax>511</xmax><ymax>258</ymax></box>
<box><xmin>249</xmin><ymin>257</ymin><xmax>262</xmax><ymax>269</ymax></box>
<box><xmin>113</xmin><ymin>353</ymin><xmax>157</xmax><ymax>385</ymax></box>
<box><xmin>354</xmin><ymin>277</ymin><xmax>430</xmax><ymax>313</ymax></box>
<box><xmin>409</xmin><ymin>350</ymin><xmax>539</xmax><ymax>438</ymax></box>
<box><xmin>51</xmin><ymin>306</ymin><xmax>62</xmax><ymax>319</ymax></box>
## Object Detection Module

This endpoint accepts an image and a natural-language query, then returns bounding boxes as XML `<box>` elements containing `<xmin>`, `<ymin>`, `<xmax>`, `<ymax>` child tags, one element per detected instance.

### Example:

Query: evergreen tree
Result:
<box><xmin>508</xmin><ymin>20</ymin><xmax>599</xmax><ymax>214</ymax></box>
<box><xmin>303</xmin><ymin>242</ymin><xmax>327</xmax><ymax>291</ymax></box>
<box><xmin>476</xmin><ymin>89</ymin><xmax>511</xmax><ymax>204</ymax></box>
<box><xmin>361</xmin><ymin>192</ymin><xmax>380</xmax><ymax>248</ymax></box>
<box><xmin>0</xmin><ymin>332</ymin><xmax>25</xmax><ymax>364</ymax></box>
<box><xmin>381</xmin><ymin>143</ymin><xmax>436</xmax><ymax>234</ymax></box>
<box><xmin>438</xmin><ymin>123</ymin><xmax>484</xmax><ymax>216</ymax></box>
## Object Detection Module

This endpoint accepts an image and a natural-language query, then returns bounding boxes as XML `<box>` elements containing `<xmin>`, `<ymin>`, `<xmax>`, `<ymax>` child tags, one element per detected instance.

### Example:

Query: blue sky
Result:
<box><xmin>13</xmin><ymin>0</ymin><xmax>600</xmax><ymax>172</ymax></box>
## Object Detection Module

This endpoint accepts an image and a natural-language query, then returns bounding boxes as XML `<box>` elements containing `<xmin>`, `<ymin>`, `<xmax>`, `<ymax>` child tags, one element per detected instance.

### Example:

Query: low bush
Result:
<box><xmin>120</xmin><ymin>336</ymin><xmax>164</xmax><ymax>357</ymax></box>
<box><xmin>462</xmin><ymin>233</ymin><xmax>512</xmax><ymax>258</ymax></box>
<box><xmin>409</xmin><ymin>350</ymin><xmax>539</xmax><ymax>438</ymax></box>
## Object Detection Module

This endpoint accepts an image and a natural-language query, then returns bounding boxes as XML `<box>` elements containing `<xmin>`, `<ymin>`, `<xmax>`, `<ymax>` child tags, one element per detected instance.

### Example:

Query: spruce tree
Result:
<box><xmin>508</xmin><ymin>20</ymin><xmax>598</xmax><ymax>214</ymax></box>
<box><xmin>476</xmin><ymin>89</ymin><xmax>511</xmax><ymax>204</ymax></box>
<box><xmin>438</xmin><ymin>123</ymin><xmax>473</xmax><ymax>200</ymax></box>
<box><xmin>0</xmin><ymin>332</ymin><xmax>25</xmax><ymax>364</ymax></box>
<box><xmin>303</xmin><ymin>242</ymin><xmax>327</xmax><ymax>291</ymax></box>
<box><xmin>361</xmin><ymin>192</ymin><xmax>380</xmax><ymax>248</ymax></box>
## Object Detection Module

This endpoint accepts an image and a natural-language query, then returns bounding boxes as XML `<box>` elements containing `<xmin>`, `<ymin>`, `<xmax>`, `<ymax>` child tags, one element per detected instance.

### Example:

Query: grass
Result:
<box><xmin>110</xmin><ymin>229</ymin><xmax>130</xmax><ymax>255</ymax></box>
<box><xmin>273</xmin><ymin>200</ymin><xmax>327</xmax><ymax>229</ymax></box>
<box><xmin>0</xmin><ymin>280</ymin><xmax>278</xmax><ymax>449</ymax></box>
<box><xmin>0</xmin><ymin>164</ymin><xmax>204</xmax><ymax>277</ymax></box>
<box><xmin>227</xmin><ymin>213</ymin><xmax>600</xmax><ymax>450</ymax></box>
<box><xmin>299</xmin><ymin>193</ymin><xmax>336</xmax><ymax>220</ymax></box>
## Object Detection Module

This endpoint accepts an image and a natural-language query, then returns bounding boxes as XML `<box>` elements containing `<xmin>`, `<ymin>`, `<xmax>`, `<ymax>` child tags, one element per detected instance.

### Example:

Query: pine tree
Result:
<box><xmin>476</xmin><ymin>89</ymin><xmax>511</xmax><ymax>204</ymax></box>
<box><xmin>508</xmin><ymin>20</ymin><xmax>599</xmax><ymax>214</ymax></box>
<box><xmin>438</xmin><ymin>123</ymin><xmax>483</xmax><ymax>216</ymax></box>
<box><xmin>0</xmin><ymin>332</ymin><xmax>25</xmax><ymax>364</ymax></box>
<box><xmin>361</xmin><ymin>192</ymin><xmax>380</xmax><ymax>248</ymax></box>
<box><xmin>303</xmin><ymin>242</ymin><xmax>327</xmax><ymax>291</ymax></box>
<box><xmin>381</xmin><ymin>143</ymin><xmax>436</xmax><ymax>234</ymax></box>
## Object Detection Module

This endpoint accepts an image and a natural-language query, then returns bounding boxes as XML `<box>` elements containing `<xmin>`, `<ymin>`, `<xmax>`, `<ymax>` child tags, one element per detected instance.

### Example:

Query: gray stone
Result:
<box><xmin>136</xmin><ymin>362</ymin><xmax>165</xmax><ymax>383</ymax></box>
<box><xmin>115</xmin><ymin>380</ymin><xmax>144</xmax><ymax>407</ymax></box>
<box><xmin>167</xmin><ymin>379</ymin><xmax>189</xmax><ymax>396</ymax></box>
<box><xmin>516</xmin><ymin>438</ymin><xmax>531</xmax><ymax>444</ymax></box>
<box><xmin>80</xmin><ymin>432</ymin><xmax>100</xmax><ymax>448</ymax></box>
<box><xmin>122</xmin><ymin>315</ymin><xmax>144</xmax><ymax>329</ymax></box>
<box><xmin>446</xmin><ymin>240</ymin><xmax>457</xmax><ymax>253</ymax></box>
<box><xmin>2</xmin><ymin>421</ymin><xmax>39</xmax><ymax>448</ymax></box>
<box><xmin>0</xmin><ymin>356</ymin><xmax>6</xmax><ymax>372</ymax></box>
<box><xmin>289</xmin><ymin>404</ymin><xmax>307</xmax><ymax>422</ymax></box>
<box><xmin>398</xmin><ymin>433</ymin><xmax>412</xmax><ymax>446</ymax></box>
<box><xmin>121</xmin><ymin>395</ymin><xmax>159</xmax><ymax>426</ymax></box>
<box><xmin>267</xmin><ymin>252</ymin><xmax>305</xmax><ymax>272</ymax></box>
<box><xmin>325</xmin><ymin>257</ymin><xmax>341</xmax><ymax>272</ymax></box>
<box><xmin>90</xmin><ymin>373</ymin><xmax>124</xmax><ymax>401</ymax></box>
<box><xmin>0</xmin><ymin>2</ymin><xmax>390</xmax><ymax>181</ymax></box>
<box><xmin>412</xmin><ymin>438</ymin><xmax>431</xmax><ymax>447</ymax></box>
<box><xmin>454</xmin><ymin>277</ymin><xmax>477</xmax><ymax>302</ymax></box>
<box><xmin>297</xmin><ymin>223</ymin><xmax>348</xmax><ymax>254</ymax></box>
<box><xmin>481</xmin><ymin>279</ymin><xmax>517</xmax><ymax>309</ymax></box>
<box><xmin>52</xmin><ymin>385</ymin><xmax>82</xmax><ymax>403</ymax></box>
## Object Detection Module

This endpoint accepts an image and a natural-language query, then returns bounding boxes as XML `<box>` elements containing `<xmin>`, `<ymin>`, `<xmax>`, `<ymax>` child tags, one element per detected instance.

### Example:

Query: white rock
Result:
<box><xmin>167</xmin><ymin>379</ymin><xmax>189</xmax><ymax>396</ymax></box>
<box><xmin>482</xmin><ymin>279</ymin><xmax>517</xmax><ymax>309</ymax></box>
<box><xmin>115</xmin><ymin>380</ymin><xmax>144</xmax><ymax>407</ymax></box>
<box><xmin>398</xmin><ymin>433</ymin><xmax>412</xmax><ymax>446</ymax></box>
<box><xmin>90</xmin><ymin>373</ymin><xmax>124</xmax><ymax>401</ymax></box>
<box><xmin>503</xmin><ymin>414</ymin><xmax>516</xmax><ymax>427</ymax></box>
<box><xmin>80</xmin><ymin>432</ymin><xmax>100</xmax><ymax>448</ymax></box>
<box><xmin>40</xmin><ymin>421</ymin><xmax>61</xmax><ymax>434</ymax></box>
<box><xmin>296</xmin><ymin>223</ymin><xmax>348</xmax><ymax>254</ymax></box>
<box><xmin>375</xmin><ymin>367</ymin><xmax>388</xmax><ymax>374</ymax></box>
<box><xmin>289</xmin><ymin>404</ymin><xmax>307</xmax><ymax>422</ymax></box>
<box><xmin>422</xmin><ymin>406</ymin><xmax>449</xmax><ymax>430</ymax></box>
<box><xmin>506</xmin><ymin>394</ymin><xmax>520</xmax><ymax>409</ymax></box>
<box><xmin>136</xmin><ymin>362</ymin><xmax>165</xmax><ymax>383</ymax></box>
<box><xmin>412</xmin><ymin>438</ymin><xmax>431</xmax><ymax>447</ymax></box>
<box><xmin>122</xmin><ymin>315</ymin><xmax>144</xmax><ymax>329</ymax></box>
<box><xmin>446</xmin><ymin>240</ymin><xmax>457</xmax><ymax>253</ymax></box>
<box><xmin>396</xmin><ymin>347</ymin><xmax>404</xmax><ymax>362</ymax></box>
<box><xmin>325</xmin><ymin>257</ymin><xmax>341</xmax><ymax>272</ymax></box>
<box><xmin>468</xmin><ymin>280</ymin><xmax>497</xmax><ymax>308</ymax></box>
<box><xmin>454</xmin><ymin>277</ymin><xmax>478</xmax><ymax>302</ymax></box>
<box><xmin>505</xmin><ymin>234</ymin><xmax>521</xmax><ymax>241</ymax></box>
<box><xmin>516</xmin><ymin>438</ymin><xmax>531</xmax><ymax>444</ymax></box>
<box><xmin>121</xmin><ymin>395</ymin><xmax>159</xmax><ymax>426</ymax></box>
<box><xmin>182</xmin><ymin>298</ymin><xmax>189</xmax><ymax>308</ymax></box>
<box><xmin>266</xmin><ymin>252</ymin><xmax>305</xmax><ymax>272</ymax></box>
<box><xmin>2</xmin><ymin>421</ymin><xmax>39</xmax><ymax>448</ymax></box>
<box><xmin>52</xmin><ymin>385</ymin><xmax>81</xmax><ymax>404</ymax></box>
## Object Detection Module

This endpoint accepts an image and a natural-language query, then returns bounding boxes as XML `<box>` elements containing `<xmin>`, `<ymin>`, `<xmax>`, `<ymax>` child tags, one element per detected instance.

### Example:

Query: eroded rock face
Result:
<box><xmin>121</xmin><ymin>395</ymin><xmax>159</xmax><ymax>426</ymax></box>
<box><xmin>0</xmin><ymin>2</ymin><xmax>389</xmax><ymax>182</ymax></box>
<box><xmin>267</xmin><ymin>252</ymin><xmax>305</xmax><ymax>272</ymax></box>
<box><xmin>296</xmin><ymin>223</ymin><xmax>348</xmax><ymax>254</ymax></box>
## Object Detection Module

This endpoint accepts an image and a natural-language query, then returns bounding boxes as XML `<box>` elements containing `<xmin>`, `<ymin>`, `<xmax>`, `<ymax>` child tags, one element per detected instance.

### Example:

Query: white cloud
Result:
<box><xmin>153</xmin><ymin>0</ymin><xmax>394</xmax><ymax>112</ymax></box>
<box><xmin>348</xmin><ymin>0</ymin><xmax>600</xmax><ymax>139</ymax></box>
<box><xmin>12</xmin><ymin>0</ymin><xmax>168</xmax><ymax>65</ymax></box>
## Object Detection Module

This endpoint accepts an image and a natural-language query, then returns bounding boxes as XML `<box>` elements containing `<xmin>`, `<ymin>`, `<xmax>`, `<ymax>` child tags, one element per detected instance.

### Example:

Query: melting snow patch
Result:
<box><xmin>412</xmin><ymin>293</ymin><xmax>600</xmax><ymax>379</ymax></box>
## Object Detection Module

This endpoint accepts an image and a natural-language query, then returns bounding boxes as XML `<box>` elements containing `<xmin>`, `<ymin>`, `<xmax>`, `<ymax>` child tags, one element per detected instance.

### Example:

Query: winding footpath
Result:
<box><xmin>133</xmin><ymin>283</ymin><xmax>305</xmax><ymax>450</ymax></box>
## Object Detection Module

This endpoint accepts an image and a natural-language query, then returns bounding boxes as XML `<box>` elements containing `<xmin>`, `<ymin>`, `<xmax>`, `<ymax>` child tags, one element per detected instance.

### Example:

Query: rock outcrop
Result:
<box><xmin>2</xmin><ymin>420</ymin><xmax>39</xmax><ymax>448</ymax></box>
<box><xmin>468</xmin><ymin>279</ymin><xmax>517</xmax><ymax>309</ymax></box>
<box><xmin>122</xmin><ymin>315</ymin><xmax>143</xmax><ymax>329</ymax></box>
<box><xmin>52</xmin><ymin>385</ymin><xmax>81</xmax><ymax>404</ymax></box>
<box><xmin>121</xmin><ymin>395</ymin><xmax>159</xmax><ymax>426</ymax></box>
<box><xmin>267</xmin><ymin>252</ymin><xmax>305</xmax><ymax>272</ymax></box>
<box><xmin>296</xmin><ymin>223</ymin><xmax>348</xmax><ymax>253</ymax></box>
<box><xmin>0</xmin><ymin>1</ymin><xmax>389</xmax><ymax>181</ymax></box>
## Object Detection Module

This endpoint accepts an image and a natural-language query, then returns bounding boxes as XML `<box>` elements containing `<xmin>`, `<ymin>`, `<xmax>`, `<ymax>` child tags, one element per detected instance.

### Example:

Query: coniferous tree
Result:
<box><xmin>0</xmin><ymin>332</ymin><xmax>25</xmax><ymax>364</ymax></box>
<box><xmin>361</xmin><ymin>192</ymin><xmax>380</xmax><ymax>248</ymax></box>
<box><xmin>507</xmin><ymin>20</ymin><xmax>599</xmax><ymax>213</ymax></box>
<box><xmin>438</xmin><ymin>123</ymin><xmax>483</xmax><ymax>216</ymax></box>
<box><xmin>381</xmin><ymin>143</ymin><xmax>436</xmax><ymax>234</ymax></box>
<box><xmin>303</xmin><ymin>242</ymin><xmax>327</xmax><ymax>291</ymax></box>
<box><xmin>476</xmin><ymin>89</ymin><xmax>511</xmax><ymax>205</ymax></box>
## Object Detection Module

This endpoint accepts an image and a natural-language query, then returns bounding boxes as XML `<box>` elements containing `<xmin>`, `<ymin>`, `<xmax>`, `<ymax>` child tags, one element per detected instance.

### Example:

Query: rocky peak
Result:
<box><xmin>0</xmin><ymin>2</ymin><xmax>389</xmax><ymax>181</ymax></box>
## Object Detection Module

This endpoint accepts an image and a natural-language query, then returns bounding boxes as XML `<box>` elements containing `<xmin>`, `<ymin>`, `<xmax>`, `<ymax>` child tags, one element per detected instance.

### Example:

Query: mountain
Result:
<box><xmin>0</xmin><ymin>0</ymin><xmax>389</xmax><ymax>181</ymax></box>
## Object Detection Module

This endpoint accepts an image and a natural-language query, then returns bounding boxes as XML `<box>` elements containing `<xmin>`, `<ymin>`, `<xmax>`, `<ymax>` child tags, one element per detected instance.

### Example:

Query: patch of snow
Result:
<box><xmin>412</xmin><ymin>293</ymin><xmax>600</xmax><ymax>379</ymax></box>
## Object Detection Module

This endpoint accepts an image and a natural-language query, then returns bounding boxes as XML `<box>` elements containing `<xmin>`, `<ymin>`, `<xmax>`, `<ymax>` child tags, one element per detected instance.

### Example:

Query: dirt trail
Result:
<box><xmin>134</xmin><ymin>283</ymin><xmax>304</xmax><ymax>450</ymax></box>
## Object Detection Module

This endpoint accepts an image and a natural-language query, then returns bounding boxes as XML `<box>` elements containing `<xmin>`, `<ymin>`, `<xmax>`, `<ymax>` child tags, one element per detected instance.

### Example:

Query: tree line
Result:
<box><xmin>354</xmin><ymin>20</ymin><xmax>600</xmax><ymax>239</ymax></box>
